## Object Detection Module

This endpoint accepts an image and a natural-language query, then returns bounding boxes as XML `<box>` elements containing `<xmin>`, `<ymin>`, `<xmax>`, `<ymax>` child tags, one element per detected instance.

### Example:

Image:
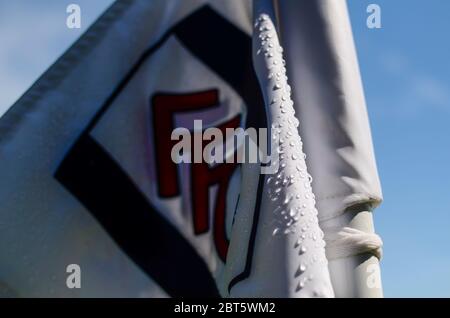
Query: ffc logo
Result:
<box><xmin>152</xmin><ymin>89</ymin><xmax>240</xmax><ymax>261</ymax></box>
<box><xmin>55</xmin><ymin>6</ymin><xmax>265</xmax><ymax>297</ymax></box>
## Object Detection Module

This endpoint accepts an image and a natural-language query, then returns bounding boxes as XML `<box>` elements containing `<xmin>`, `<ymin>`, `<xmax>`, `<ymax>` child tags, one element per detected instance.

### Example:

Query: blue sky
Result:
<box><xmin>0</xmin><ymin>1</ymin><xmax>449</xmax><ymax>297</ymax></box>
<box><xmin>348</xmin><ymin>0</ymin><xmax>450</xmax><ymax>297</ymax></box>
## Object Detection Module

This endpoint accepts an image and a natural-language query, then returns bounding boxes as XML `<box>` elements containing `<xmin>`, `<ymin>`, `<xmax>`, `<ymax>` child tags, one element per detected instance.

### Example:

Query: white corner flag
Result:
<box><xmin>0</xmin><ymin>0</ymin><xmax>382</xmax><ymax>297</ymax></box>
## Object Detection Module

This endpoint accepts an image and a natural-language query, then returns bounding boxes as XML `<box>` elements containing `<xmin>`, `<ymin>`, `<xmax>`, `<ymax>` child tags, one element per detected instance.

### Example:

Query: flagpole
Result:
<box><xmin>321</xmin><ymin>208</ymin><xmax>383</xmax><ymax>297</ymax></box>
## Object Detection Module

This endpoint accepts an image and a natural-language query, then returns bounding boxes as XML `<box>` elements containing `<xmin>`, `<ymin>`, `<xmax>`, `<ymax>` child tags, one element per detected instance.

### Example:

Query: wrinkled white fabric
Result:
<box><xmin>275</xmin><ymin>0</ymin><xmax>383</xmax><ymax>221</ymax></box>
<box><xmin>270</xmin><ymin>0</ymin><xmax>384</xmax><ymax>297</ymax></box>
<box><xmin>224</xmin><ymin>2</ymin><xmax>334</xmax><ymax>297</ymax></box>
<box><xmin>324</xmin><ymin>227</ymin><xmax>383</xmax><ymax>260</ymax></box>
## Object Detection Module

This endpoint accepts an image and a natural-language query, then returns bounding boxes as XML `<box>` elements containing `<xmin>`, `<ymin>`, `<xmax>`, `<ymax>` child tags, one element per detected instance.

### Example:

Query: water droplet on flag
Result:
<box><xmin>283</xmin><ymin>195</ymin><xmax>291</xmax><ymax>205</ymax></box>
<box><xmin>289</xmin><ymin>208</ymin><xmax>297</xmax><ymax>217</ymax></box>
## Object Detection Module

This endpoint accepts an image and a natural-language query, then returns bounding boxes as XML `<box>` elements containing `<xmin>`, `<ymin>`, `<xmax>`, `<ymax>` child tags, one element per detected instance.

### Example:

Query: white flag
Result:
<box><xmin>0</xmin><ymin>0</ymin><xmax>382</xmax><ymax>297</ymax></box>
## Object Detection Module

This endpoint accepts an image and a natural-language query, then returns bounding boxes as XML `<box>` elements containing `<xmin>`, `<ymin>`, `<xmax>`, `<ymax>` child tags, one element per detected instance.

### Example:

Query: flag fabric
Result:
<box><xmin>223</xmin><ymin>1</ymin><xmax>334</xmax><ymax>297</ymax></box>
<box><xmin>273</xmin><ymin>0</ymin><xmax>383</xmax><ymax>297</ymax></box>
<box><xmin>0</xmin><ymin>0</ymin><xmax>382</xmax><ymax>297</ymax></box>
<box><xmin>276</xmin><ymin>0</ymin><xmax>383</xmax><ymax>222</ymax></box>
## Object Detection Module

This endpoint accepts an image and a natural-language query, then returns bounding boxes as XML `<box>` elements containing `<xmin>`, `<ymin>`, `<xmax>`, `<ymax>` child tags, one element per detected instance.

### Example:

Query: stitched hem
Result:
<box><xmin>0</xmin><ymin>0</ymin><xmax>134</xmax><ymax>145</ymax></box>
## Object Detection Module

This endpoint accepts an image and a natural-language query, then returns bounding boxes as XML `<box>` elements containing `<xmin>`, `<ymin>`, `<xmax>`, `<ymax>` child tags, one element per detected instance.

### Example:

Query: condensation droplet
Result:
<box><xmin>283</xmin><ymin>195</ymin><xmax>291</xmax><ymax>205</ymax></box>
<box><xmin>289</xmin><ymin>208</ymin><xmax>297</xmax><ymax>217</ymax></box>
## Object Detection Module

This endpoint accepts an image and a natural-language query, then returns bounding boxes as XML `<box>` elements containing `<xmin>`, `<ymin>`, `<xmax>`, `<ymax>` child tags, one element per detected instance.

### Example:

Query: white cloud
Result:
<box><xmin>375</xmin><ymin>49</ymin><xmax>450</xmax><ymax>117</ymax></box>
<box><xmin>413</xmin><ymin>76</ymin><xmax>450</xmax><ymax>110</ymax></box>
